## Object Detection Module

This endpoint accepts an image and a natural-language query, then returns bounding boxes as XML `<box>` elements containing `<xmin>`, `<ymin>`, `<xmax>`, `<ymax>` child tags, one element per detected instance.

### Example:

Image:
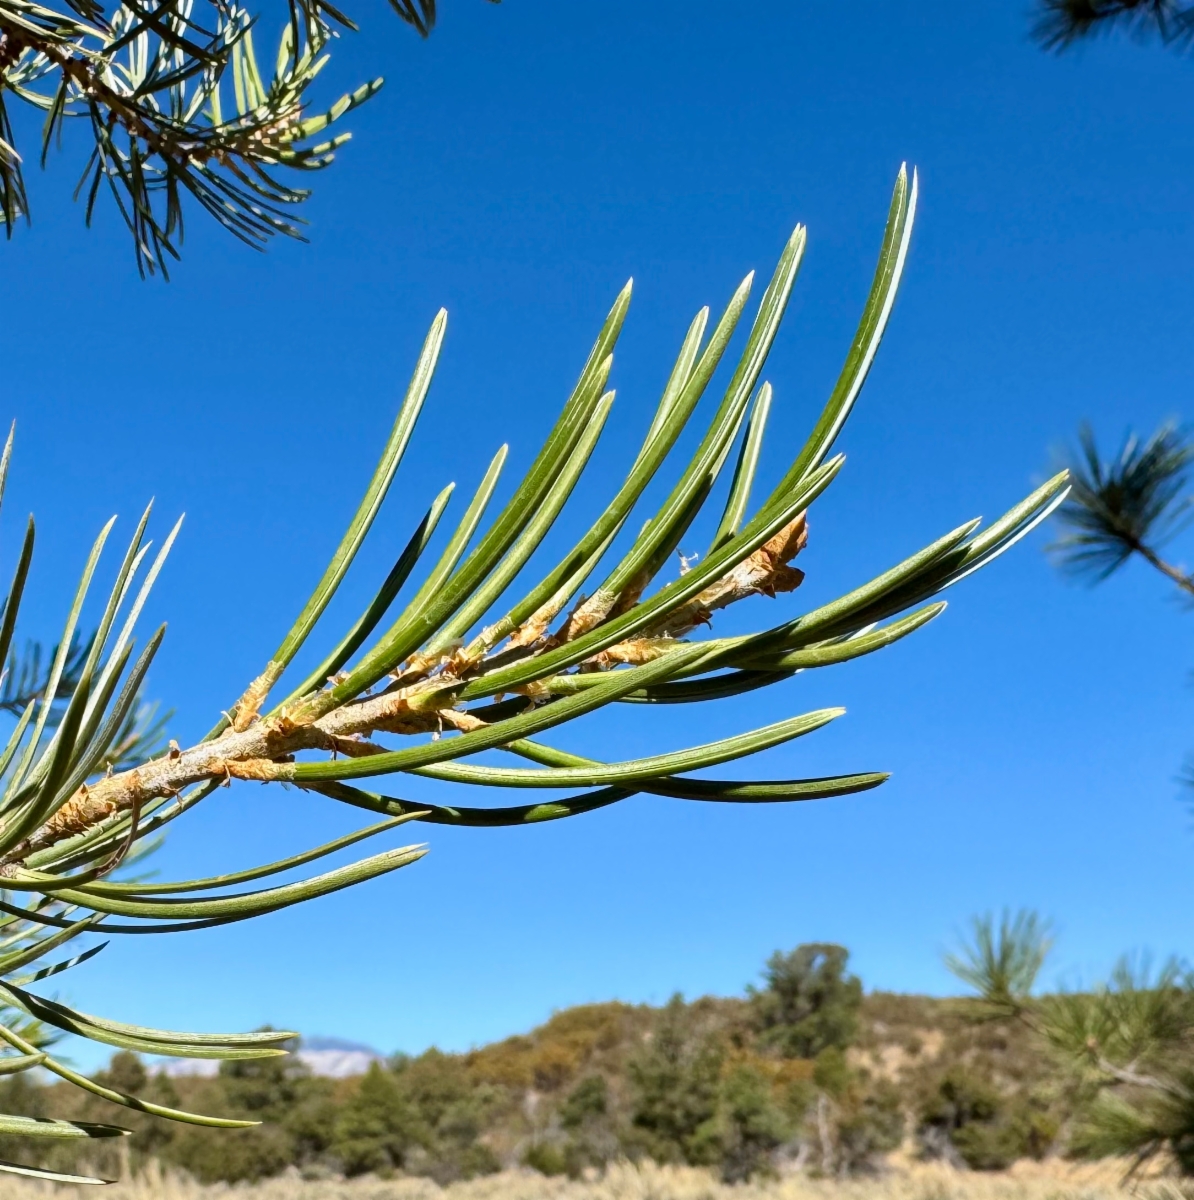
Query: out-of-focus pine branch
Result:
<box><xmin>0</xmin><ymin>0</ymin><xmax>497</xmax><ymax>276</ymax></box>
<box><xmin>948</xmin><ymin>911</ymin><xmax>1194</xmax><ymax>1175</ymax></box>
<box><xmin>944</xmin><ymin>909</ymin><xmax>1054</xmax><ymax>1019</ymax></box>
<box><xmin>0</xmin><ymin>633</ymin><xmax>91</xmax><ymax>717</ymax></box>
<box><xmin>1049</xmin><ymin>423</ymin><xmax>1194</xmax><ymax>596</ymax></box>
<box><xmin>1033</xmin><ymin>0</ymin><xmax>1194</xmax><ymax>51</ymax></box>
<box><xmin>1050</xmin><ymin>423</ymin><xmax>1194</xmax><ymax>796</ymax></box>
<box><xmin>1</xmin><ymin>634</ymin><xmax>169</xmax><ymax>769</ymax></box>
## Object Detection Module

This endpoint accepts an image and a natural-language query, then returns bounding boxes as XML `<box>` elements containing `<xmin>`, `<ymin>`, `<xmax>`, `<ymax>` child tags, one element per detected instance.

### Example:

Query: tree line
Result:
<box><xmin>0</xmin><ymin>916</ymin><xmax>1189</xmax><ymax>1185</ymax></box>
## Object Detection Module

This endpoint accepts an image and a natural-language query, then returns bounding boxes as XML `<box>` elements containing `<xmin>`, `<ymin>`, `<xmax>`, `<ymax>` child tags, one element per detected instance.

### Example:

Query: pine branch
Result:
<box><xmin>949</xmin><ymin>913</ymin><xmax>1194</xmax><ymax>1171</ymax></box>
<box><xmin>0</xmin><ymin>173</ymin><xmax>1074</xmax><ymax>1179</ymax></box>
<box><xmin>0</xmin><ymin>633</ymin><xmax>91</xmax><ymax>717</ymax></box>
<box><xmin>1033</xmin><ymin>0</ymin><xmax>1194</xmax><ymax>51</ymax></box>
<box><xmin>0</xmin><ymin>0</ymin><xmax>496</xmax><ymax>275</ymax></box>
<box><xmin>944</xmin><ymin>909</ymin><xmax>1053</xmax><ymax>1019</ymax></box>
<box><xmin>1049</xmin><ymin>422</ymin><xmax>1194</xmax><ymax>594</ymax></box>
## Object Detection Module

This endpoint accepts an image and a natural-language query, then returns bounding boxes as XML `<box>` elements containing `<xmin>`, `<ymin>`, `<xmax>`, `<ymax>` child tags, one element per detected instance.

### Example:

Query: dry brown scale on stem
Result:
<box><xmin>6</xmin><ymin>516</ymin><xmax>810</xmax><ymax>859</ymax></box>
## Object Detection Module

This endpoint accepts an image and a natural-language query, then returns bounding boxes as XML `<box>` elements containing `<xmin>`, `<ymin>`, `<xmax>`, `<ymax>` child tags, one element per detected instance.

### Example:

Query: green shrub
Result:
<box><xmin>558</xmin><ymin>1074</ymin><xmax>619</xmax><ymax>1174</ymax></box>
<box><xmin>394</xmin><ymin>1051</ymin><xmax>502</xmax><ymax>1183</ymax></box>
<box><xmin>836</xmin><ymin>1076</ymin><xmax>904</xmax><ymax>1171</ymax></box>
<box><xmin>628</xmin><ymin>995</ymin><xmax>724</xmax><ymax>1165</ymax></box>
<box><xmin>920</xmin><ymin>1067</ymin><xmax>1039</xmax><ymax>1171</ymax></box>
<box><xmin>523</xmin><ymin>1142</ymin><xmax>570</xmax><ymax>1176</ymax></box>
<box><xmin>710</xmin><ymin>1063</ymin><xmax>791</xmax><ymax>1182</ymax></box>
<box><xmin>333</xmin><ymin>1063</ymin><xmax>413</xmax><ymax>1176</ymax></box>
<box><xmin>168</xmin><ymin>1124</ymin><xmax>295</xmax><ymax>1185</ymax></box>
<box><xmin>561</xmin><ymin>1075</ymin><xmax>609</xmax><ymax>1129</ymax></box>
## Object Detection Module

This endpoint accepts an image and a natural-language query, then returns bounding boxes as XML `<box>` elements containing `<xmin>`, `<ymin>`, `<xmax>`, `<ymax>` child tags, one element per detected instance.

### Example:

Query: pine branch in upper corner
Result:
<box><xmin>1033</xmin><ymin>0</ymin><xmax>1194</xmax><ymax>50</ymax></box>
<box><xmin>0</xmin><ymin>0</ymin><xmax>497</xmax><ymax>275</ymax></box>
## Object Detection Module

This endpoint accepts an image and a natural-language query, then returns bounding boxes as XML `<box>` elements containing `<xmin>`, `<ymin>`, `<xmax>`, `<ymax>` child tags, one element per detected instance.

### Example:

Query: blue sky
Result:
<box><xmin>4</xmin><ymin>2</ymin><xmax>1193</xmax><ymax>1067</ymax></box>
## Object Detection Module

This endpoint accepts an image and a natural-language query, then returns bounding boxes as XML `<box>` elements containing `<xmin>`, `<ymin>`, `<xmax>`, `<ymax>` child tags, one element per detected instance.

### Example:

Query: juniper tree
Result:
<box><xmin>0</xmin><ymin>167</ymin><xmax>1070</xmax><ymax>1182</ymax></box>
<box><xmin>749</xmin><ymin>944</ymin><xmax>862</xmax><ymax>1060</ymax></box>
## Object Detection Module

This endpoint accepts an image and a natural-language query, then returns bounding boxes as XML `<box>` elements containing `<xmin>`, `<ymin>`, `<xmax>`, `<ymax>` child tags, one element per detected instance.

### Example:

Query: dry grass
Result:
<box><xmin>0</xmin><ymin>1160</ymin><xmax>1185</xmax><ymax>1200</ymax></box>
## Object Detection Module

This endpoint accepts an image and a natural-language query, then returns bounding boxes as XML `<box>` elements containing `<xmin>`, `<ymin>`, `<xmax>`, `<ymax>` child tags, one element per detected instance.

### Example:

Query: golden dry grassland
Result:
<box><xmin>0</xmin><ymin>1159</ymin><xmax>1184</xmax><ymax>1200</ymax></box>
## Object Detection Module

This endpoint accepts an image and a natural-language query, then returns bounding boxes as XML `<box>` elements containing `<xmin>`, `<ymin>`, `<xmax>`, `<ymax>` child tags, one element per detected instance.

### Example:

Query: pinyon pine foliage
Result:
<box><xmin>0</xmin><ymin>0</ymin><xmax>492</xmax><ymax>274</ymax></box>
<box><xmin>949</xmin><ymin>911</ymin><xmax>1194</xmax><ymax>1175</ymax></box>
<box><xmin>1033</xmin><ymin>0</ymin><xmax>1194</xmax><ymax>50</ymax></box>
<box><xmin>0</xmin><ymin>168</ymin><xmax>1067</xmax><ymax>1183</ymax></box>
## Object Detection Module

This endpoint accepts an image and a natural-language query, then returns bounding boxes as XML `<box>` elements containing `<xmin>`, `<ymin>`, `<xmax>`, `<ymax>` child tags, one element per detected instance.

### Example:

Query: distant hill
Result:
<box><xmin>0</xmin><ymin>950</ymin><xmax>1095</xmax><ymax>1186</ymax></box>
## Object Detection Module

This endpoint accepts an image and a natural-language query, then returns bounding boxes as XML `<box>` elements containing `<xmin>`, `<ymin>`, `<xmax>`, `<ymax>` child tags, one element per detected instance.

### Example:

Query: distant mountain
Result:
<box><xmin>301</xmin><ymin>1036</ymin><xmax>380</xmax><ymax>1054</ymax></box>
<box><xmin>157</xmin><ymin>1036</ymin><xmax>385</xmax><ymax>1079</ymax></box>
<box><xmin>159</xmin><ymin>1058</ymin><xmax>218</xmax><ymax>1078</ymax></box>
<box><xmin>298</xmin><ymin>1037</ymin><xmax>385</xmax><ymax>1078</ymax></box>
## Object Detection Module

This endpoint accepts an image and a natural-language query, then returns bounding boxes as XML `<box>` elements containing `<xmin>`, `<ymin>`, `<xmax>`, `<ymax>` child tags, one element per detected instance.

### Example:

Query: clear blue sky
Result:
<box><xmin>4</xmin><ymin>2</ymin><xmax>1192</xmax><ymax>1067</ymax></box>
